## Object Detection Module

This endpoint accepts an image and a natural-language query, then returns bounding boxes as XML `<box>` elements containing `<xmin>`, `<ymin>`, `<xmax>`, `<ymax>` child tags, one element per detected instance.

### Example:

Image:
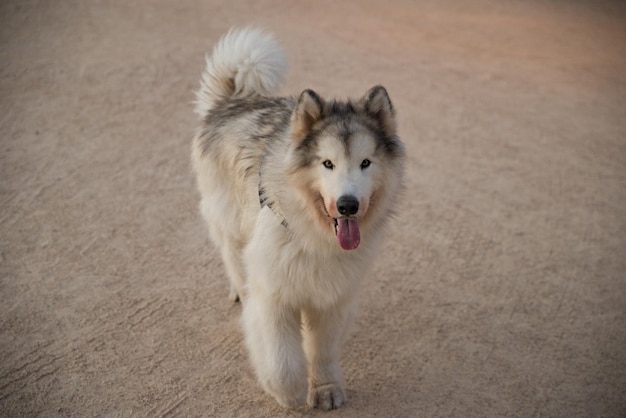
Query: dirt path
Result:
<box><xmin>1</xmin><ymin>0</ymin><xmax>625</xmax><ymax>416</ymax></box>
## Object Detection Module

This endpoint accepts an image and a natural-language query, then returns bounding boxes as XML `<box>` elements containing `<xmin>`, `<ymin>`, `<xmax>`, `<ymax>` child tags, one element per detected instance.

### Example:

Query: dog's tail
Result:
<box><xmin>194</xmin><ymin>27</ymin><xmax>287</xmax><ymax>119</ymax></box>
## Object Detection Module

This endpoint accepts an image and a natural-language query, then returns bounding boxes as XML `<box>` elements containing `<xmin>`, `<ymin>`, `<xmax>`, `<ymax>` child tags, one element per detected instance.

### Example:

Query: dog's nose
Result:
<box><xmin>337</xmin><ymin>195</ymin><xmax>359</xmax><ymax>216</ymax></box>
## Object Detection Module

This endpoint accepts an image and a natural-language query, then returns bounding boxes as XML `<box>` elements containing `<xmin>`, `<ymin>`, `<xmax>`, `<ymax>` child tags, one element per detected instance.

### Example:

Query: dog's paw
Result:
<box><xmin>307</xmin><ymin>383</ymin><xmax>346</xmax><ymax>410</ymax></box>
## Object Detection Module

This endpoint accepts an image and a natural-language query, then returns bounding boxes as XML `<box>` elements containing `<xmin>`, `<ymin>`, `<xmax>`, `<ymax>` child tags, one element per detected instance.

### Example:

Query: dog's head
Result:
<box><xmin>287</xmin><ymin>86</ymin><xmax>405</xmax><ymax>250</ymax></box>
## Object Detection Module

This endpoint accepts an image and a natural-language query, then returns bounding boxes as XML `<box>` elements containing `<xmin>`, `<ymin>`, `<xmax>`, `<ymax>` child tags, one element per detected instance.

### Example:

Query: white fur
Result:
<box><xmin>241</xmin><ymin>207</ymin><xmax>380</xmax><ymax>409</ymax></box>
<box><xmin>192</xmin><ymin>27</ymin><xmax>404</xmax><ymax>411</ymax></box>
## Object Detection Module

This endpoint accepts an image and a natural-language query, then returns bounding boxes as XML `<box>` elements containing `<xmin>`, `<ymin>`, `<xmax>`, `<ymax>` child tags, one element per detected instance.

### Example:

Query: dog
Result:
<box><xmin>191</xmin><ymin>27</ymin><xmax>405</xmax><ymax>410</ymax></box>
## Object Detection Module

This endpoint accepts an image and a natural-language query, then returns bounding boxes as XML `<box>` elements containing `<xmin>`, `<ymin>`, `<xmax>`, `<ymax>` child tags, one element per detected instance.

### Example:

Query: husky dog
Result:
<box><xmin>192</xmin><ymin>27</ymin><xmax>405</xmax><ymax>410</ymax></box>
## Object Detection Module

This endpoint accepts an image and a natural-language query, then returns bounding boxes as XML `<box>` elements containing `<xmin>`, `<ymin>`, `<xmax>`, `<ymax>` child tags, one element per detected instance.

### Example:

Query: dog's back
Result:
<box><xmin>192</xmin><ymin>27</ymin><xmax>291</xmax><ymax>197</ymax></box>
<box><xmin>191</xmin><ymin>28</ymin><xmax>293</xmax><ymax>301</ymax></box>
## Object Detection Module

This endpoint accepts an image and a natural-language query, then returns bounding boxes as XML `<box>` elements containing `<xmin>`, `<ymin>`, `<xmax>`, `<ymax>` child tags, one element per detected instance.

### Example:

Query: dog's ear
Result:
<box><xmin>361</xmin><ymin>85</ymin><xmax>396</xmax><ymax>136</ymax></box>
<box><xmin>292</xmin><ymin>89</ymin><xmax>324</xmax><ymax>142</ymax></box>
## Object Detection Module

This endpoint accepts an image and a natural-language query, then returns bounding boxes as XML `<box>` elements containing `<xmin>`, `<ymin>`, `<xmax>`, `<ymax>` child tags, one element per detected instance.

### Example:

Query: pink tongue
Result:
<box><xmin>336</xmin><ymin>218</ymin><xmax>360</xmax><ymax>250</ymax></box>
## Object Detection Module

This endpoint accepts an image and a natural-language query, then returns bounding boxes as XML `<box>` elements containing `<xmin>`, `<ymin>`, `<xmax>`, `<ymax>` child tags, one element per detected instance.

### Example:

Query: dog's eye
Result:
<box><xmin>322</xmin><ymin>160</ymin><xmax>334</xmax><ymax>170</ymax></box>
<box><xmin>360</xmin><ymin>159</ymin><xmax>371</xmax><ymax>169</ymax></box>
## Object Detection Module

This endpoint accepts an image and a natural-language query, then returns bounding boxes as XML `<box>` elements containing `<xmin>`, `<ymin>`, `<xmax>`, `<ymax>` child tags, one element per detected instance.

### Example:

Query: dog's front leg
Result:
<box><xmin>242</xmin><ymin>294</ymin><xmax>307</xmax><ymax>408</ymax></box>
<box><xmin>302</xmin><ymin>301</ymin><xmax>356</xmax><ymax>410</ymax></box>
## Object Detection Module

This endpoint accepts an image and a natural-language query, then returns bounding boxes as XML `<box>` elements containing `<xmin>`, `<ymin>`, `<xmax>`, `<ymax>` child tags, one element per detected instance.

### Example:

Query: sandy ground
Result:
<box><xmin>1</xmin><ymin>0</ymin><xmax>625</xmax><ymax>416</ymax></box>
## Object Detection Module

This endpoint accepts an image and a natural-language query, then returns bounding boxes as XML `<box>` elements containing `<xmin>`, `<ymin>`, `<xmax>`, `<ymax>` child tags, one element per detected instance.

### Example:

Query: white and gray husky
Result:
<box><xmin>192</xmin><ymin>27</ymin><xmax>405</xmax><ymax>410</ymax></box>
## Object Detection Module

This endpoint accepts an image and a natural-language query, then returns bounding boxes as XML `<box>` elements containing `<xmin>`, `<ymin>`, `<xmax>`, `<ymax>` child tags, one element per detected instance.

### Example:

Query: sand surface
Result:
<box><xmin>1</xmin><ymin>0</ymin><xmax>625</xmax><ymax>416</ymax></box>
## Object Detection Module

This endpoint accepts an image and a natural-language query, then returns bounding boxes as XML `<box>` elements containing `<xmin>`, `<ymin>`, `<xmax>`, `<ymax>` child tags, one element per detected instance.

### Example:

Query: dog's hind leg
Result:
<box><xmin>205</xmin><ymin>216</ymin><xmax>246</xmax><ymax>302</ymax></box>
<box><xmin>219</xmin><ymin>240</ymin><xmax>246</xmax><ymax>302</ymax></box>
<box><xmin>200</xmin><ymin>198</ymin><xmax>246</xmax><ymax>302</ymax></box>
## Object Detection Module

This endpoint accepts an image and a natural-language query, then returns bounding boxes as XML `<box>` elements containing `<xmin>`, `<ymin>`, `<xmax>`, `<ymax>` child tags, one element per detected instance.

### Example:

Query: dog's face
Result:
<box><xmin>288</xmin><ymin>86</ymin><xmax>405</xmax><ymax>250</ymax></box>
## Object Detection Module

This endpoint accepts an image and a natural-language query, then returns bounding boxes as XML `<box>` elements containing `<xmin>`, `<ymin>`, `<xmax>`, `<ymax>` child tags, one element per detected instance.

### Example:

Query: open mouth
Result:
<box><xmin>317</xmin><ymin>194</ymin><xmax>361</xmax><ymax>251</ymax></box>
<box><xmin>333</xmin><ymin>217</ymin><xmax>360</xmax><ymax>251</ymax></box>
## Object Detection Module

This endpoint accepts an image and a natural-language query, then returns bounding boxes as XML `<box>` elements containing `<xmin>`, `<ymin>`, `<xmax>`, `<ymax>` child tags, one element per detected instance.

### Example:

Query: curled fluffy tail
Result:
<box><xmin>194</xmin><ymin>27</ymin><xmax>287</xmax><ymax>119</ymax></box>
